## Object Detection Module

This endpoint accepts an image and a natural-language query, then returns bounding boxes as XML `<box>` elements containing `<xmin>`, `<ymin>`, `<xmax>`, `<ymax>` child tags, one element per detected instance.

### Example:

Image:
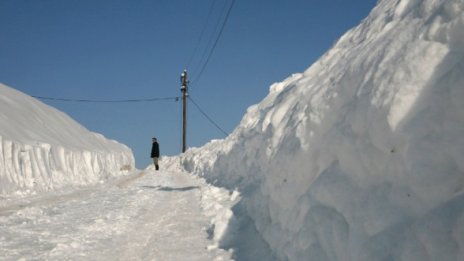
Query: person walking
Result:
<box><xmin>151</xmin><ymin>137</ymin><xmax>160</xmax><ymax>170</ymax></box>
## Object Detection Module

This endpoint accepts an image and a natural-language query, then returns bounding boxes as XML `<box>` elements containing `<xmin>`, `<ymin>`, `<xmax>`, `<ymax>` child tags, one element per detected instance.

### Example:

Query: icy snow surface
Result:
<box><xmin>0</xmin><ymin>169</ymin><xmax>236</xmax><ymax>260</ymax></box>
<box><xmin>175</xmin><ymin>0</ymin><xmax>464</xmax><ymax>260</ymax></box>
<box><xmin>0</xmin><ymin>83</ymin><xmax>134</xmax><ymax>198</ymax></box>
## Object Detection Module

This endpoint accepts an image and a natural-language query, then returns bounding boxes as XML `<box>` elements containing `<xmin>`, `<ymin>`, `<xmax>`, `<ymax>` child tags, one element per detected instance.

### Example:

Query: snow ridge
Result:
<box><xmin>176</xmin><ymin>0</ymin><xmax>464</xmax><ymax>260</ymax></box>
<box><xmin>0</xmin><ymin>84</ymin><xmax>134</xmax><ymax>197</ymax></box>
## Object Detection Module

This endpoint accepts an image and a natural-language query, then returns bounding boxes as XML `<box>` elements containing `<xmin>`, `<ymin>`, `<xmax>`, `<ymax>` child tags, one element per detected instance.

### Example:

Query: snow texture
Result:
<box><xmin>0</xmin><ymin>170</ymin><xmax>234</xmax><ymax>260</ymax></box>
<box><xmin>0</xmin><ymin>83</ymin><xmax>134</xmax><ymax>198</ymax></box>
<box><xmin>175</xmin><ymin>0</ymin><xmax>464</xmax><ymax>260</ymax></box>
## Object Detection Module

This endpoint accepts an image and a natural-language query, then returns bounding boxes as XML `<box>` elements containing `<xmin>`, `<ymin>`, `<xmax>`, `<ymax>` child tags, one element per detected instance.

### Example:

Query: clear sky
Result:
<box><xmin>0</xmin><ymin>0</ymin><xmax>377</xmax><ymax>168</ymax></box>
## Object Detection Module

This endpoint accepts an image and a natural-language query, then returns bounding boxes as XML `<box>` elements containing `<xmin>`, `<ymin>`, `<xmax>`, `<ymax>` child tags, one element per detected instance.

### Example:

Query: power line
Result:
<box><xmin>185</xmin><ymin>0</ymin><xmax>217</xmax><ymax>70</ymax></box>
<box><xmin>188</xmin><ymin>96</ymin><xmax>228</xmax><ymax>137</ymax></box>
<box><xmin>32</xmin><ymin>95</ymin><xmax>179</xmax><ymax>103</ymax></box>
<box><xmin>188</xmin><ymin>0</ymin><xmax>229</xmax><ymax>78</ymax></box>
<box><xmin>190</xmin><ymin>0</ymin><xmax>236</xmax><ymax>86</ymax></box>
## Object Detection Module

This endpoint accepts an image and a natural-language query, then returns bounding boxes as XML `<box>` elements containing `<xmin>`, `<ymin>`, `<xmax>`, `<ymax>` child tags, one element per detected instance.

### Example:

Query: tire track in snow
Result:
<box><xmin>0</xmin><ymin>170</ymin><xmax>232</xmax><ymax>260</ymax></box>
<box><xmin>112</xmin><ymin>171</ymin><xmax>215</xmax><ymax>260</ymax></box>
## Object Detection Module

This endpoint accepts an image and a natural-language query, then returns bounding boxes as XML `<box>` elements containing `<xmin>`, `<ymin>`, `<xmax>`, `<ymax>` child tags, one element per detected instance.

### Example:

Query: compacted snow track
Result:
<box><xmin>0</xmin><ymin>170</ymin><xmax>232</xmax><ymax>260</ymax></box>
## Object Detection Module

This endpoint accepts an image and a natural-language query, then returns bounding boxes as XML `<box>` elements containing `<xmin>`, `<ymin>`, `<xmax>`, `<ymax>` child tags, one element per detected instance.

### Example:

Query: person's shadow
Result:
<box><xmin>140</xmin><ymin>185</ymin><xmax>200</xmax><ymax>192</ymax></box>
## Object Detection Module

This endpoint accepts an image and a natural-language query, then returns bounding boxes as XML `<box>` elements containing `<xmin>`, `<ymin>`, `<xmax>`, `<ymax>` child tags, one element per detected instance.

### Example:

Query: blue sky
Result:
<box><xmin>0</xmin><ymin>0</ymin><xmax>377</xmax><ymax>168</ymax></box>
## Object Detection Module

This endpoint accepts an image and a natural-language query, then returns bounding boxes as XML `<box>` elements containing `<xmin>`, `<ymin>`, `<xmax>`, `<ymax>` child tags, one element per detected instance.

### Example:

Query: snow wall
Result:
<box><xmin>177</xmin><ymin>0</ymin><xmax>464</xmax><ymax>260</ymax></box>
<box><xmin>0</xmin><ymin>84</ymin><xmax>135</xmax><ymax>198</ymax></box>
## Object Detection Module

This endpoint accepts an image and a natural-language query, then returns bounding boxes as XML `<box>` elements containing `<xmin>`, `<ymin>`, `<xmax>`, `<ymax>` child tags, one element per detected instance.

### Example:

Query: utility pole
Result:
<box><xmin>180</xmin><ymin>70</ymin><xmax>188</xmax><ymax>153</ymax></box>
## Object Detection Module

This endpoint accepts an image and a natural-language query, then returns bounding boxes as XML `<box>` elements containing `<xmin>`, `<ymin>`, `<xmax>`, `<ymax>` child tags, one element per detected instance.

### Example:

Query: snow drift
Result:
<box><xmin>175</xmin><ymin>0</ymin><xmax>464</xmax><ymax>260</ymax></box>
<box><xmin>0</xmin><ymin>84</ymin><xmax>134</xmax><ymax>198</ymax></box>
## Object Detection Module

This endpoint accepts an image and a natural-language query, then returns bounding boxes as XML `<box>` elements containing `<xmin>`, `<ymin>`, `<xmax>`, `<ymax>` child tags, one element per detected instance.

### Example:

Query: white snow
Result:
<box><xmin>0</xmin><ymin>169</ymin><xmax>235</xmax><ymax>260</ymax></box>
<box><xmin>0</xmin><ymin>83</ymin><xmax>134</xmax><ymax>198</ymax></box>
<box><xmin>174</xmin><ymin>0</ymin><xmax>464</xmax><ymax>260</ymax></box>
<box><xmin>2</xmin><ymin>0</ymin><xmax>464</xmax><ymax>260</ymax></box>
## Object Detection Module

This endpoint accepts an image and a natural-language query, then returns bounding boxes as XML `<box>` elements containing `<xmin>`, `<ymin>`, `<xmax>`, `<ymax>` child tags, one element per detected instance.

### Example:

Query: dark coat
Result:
<box><xmin>151</xmin><ymin>142</ymin><xmax>160</xmax><ymax>158</ymax></box>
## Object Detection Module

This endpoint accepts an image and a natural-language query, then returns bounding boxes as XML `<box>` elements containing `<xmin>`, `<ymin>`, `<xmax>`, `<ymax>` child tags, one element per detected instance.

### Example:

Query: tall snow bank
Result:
<box><xmin>0</xmin><ymin>84</ymin><xmax>134</xmax><ymax>197</ymax></box>
<box><xmin>177</xmin><ymin>0</ymin><xmax>464</xmax><ymax>260</ymax></box>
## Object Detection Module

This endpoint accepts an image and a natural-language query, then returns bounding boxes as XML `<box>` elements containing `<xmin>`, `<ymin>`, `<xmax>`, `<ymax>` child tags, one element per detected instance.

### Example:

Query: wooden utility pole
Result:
<box><xmin>180</xmin><ymin>70</ymin><xmax>188</xmax><ymax>153</ymax></box>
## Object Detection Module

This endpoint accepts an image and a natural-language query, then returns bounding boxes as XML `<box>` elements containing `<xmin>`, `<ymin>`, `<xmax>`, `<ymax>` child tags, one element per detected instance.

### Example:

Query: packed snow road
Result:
<box><xmin>0</xmin><ymin>170</ymin><xmax>233</xmax><ymax>260</ymax></box>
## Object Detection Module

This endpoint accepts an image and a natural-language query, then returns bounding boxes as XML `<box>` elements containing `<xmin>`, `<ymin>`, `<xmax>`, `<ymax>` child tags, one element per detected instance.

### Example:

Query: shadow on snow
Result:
<box><xmin>139</xmin><ymin>185</ymin><xmax>200</xmax><ymax>192</ymax></box>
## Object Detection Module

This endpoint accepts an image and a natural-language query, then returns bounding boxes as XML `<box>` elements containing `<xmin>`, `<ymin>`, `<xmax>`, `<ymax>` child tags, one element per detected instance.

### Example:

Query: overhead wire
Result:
<box><xmin>185</xmin><ymin>0</ymin><xmax>217</xmax><ymax>70</ymax></box>
<box><xmin>188</xmin><ymin>0</ymin><xmax>229</xmax><ymax>79</ymax></box>
<box><xmin>179</xmin><ymin>0</ymin><xmax>235</xmax><ymax>140</ymax></box>
<box><xmin>189</xmin><ymin>0</ymin><xmax>236</xmax><ymax>86</ymax></box>
<box><xmin>32</xmin><ymin>95</ymin><xmax>179</xmax><ymax>103</ymax></box>
<box><xmin>188</xmin><ymin>96</ymin><xmax>228</xmax><ymax>137</ymax></box>
<box><xmin>32</xmin><ymin>1</ymin><xmax>236</xmax><ymax>147</ymax></box>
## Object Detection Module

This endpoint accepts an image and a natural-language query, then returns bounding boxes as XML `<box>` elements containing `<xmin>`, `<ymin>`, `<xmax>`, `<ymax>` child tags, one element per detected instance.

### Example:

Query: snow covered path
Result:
<box><xmin>0</xmin><ymin>170</ymin><xmax>232</xmax><ymax>260</ymax></box>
